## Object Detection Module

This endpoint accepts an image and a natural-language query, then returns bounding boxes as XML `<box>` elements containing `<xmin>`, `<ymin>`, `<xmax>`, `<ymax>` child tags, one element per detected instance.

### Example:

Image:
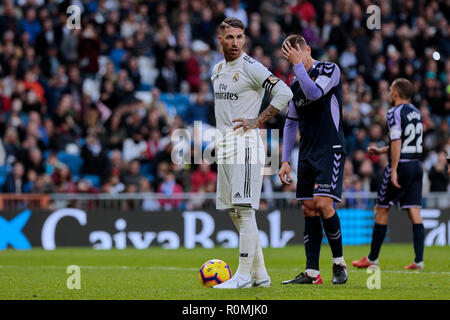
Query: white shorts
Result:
<box><xmin>216</xmin><ymin>143</ymin><xmax>265</xmax><ymax>210</ymax></box>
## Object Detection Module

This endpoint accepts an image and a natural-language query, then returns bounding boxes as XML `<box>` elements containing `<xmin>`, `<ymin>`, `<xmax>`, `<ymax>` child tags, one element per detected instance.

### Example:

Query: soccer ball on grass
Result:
<box><xmin>199</xmin><ymin>259</ymin><xmax>232</xmax><ymax>288</ymax></box>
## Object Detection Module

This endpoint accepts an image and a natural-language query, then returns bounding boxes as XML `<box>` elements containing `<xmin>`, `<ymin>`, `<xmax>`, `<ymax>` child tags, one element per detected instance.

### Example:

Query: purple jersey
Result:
<box><xmin>387</xmin><ymin>103</ymin><xmax>423</xmax><ymax>161</ymax></box>
<box><xmin>282</xmin><ymin>61</ymin><xmax>346</xmax><ymax>162</ymax></box>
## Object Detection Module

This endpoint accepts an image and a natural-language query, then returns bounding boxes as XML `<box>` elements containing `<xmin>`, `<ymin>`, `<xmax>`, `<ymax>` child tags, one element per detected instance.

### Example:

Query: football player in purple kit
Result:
<box><xmin>279</xmin><ymin>34</ymin><xmax>348</xmax><ymax>285</ymax></box>
<box><xmin>352</xmin><ymin>78</ymin><xmax>425</xmax><ymax>270</ymax></box>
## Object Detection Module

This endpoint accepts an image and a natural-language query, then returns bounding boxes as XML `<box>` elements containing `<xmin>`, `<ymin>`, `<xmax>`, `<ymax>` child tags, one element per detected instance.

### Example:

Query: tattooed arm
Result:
<box><xmin>232</xmin><ymin>70</ymin><xmax>293</xmax><ymax>133</ymax></box>
<box><xmin>232</xmin><ymin>105</ymin><xmax>281</xmax><ymax>132</ymax></box>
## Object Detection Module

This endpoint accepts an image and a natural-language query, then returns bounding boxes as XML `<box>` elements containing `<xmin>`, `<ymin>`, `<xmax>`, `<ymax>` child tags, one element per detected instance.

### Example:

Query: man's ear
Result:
<box><xmin>392</xmin><ymin>88</ymin><xmax>398</xmax><ymax>99</ymax></box>
<box><xmin>306</xmin><ymin>45</ymin><xmax>311</xmax><ymax>55</ymax></box>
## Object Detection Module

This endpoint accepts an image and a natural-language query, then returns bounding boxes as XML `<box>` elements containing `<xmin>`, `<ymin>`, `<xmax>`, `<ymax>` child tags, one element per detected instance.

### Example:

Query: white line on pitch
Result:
<box><xmin>0</xmin><ymin>265</ymin><xmax>449</xmax><ymax>275</ymax></box>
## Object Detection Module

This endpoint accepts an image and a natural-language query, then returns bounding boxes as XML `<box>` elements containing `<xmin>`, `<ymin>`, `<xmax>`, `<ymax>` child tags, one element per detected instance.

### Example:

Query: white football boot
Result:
<box><xmin>252</xmin><ymin>276</ymin><xmax>271</xmax><ymax>288</ymax></box>
<box><xmin>213</xmin><ymin>273</ymin><xmax>252</xmax><ymax>289</ymax></box>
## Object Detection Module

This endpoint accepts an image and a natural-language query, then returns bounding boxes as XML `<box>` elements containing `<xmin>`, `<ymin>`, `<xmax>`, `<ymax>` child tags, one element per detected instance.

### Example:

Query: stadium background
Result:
<box><xmin>0</xmin><ymin>0</ymin><xmax>448</xmax><ymax>249</ymax></box>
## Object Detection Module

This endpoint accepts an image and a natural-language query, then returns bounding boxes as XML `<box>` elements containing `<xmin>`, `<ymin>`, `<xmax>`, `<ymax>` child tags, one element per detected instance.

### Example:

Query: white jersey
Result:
<box><xmin>211</xmin><ymin>52</ymin><xmax>292</xmax><ymax>159</ymax></box>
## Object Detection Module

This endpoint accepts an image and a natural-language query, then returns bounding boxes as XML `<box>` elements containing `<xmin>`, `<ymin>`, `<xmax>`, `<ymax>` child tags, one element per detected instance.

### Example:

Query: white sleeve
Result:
<box><xmin>268</xmin><ymin>79</ymin><xmax>293</xmax><ymax>111</ymax></box>
<box><xmin>387</xmin><ymin>108</ymin><xmax>402</xmax><ymax>141</ymax></box>
<box><xmin>246</xmin><ymin>60</ymin><xmax>272</xmax><ymax>89</ymax></box>
<box><xmin>247</xmin><ymin>61</ymin><xmax>293</xmax><ymax>111</ymax></box>
<box><xmin>315</xmin><ymin>62</ymin><xmax>341</xmax><ymax>96</ymax></box>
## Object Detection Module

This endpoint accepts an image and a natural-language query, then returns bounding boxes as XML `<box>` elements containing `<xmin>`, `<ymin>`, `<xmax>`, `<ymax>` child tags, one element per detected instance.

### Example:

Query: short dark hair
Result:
<box><xmin>219</xmin><ymin>17</ymin><xmax>244</xmax><ymax>32</ymax></box>
<box><xmin>392</xmin><ymin>78</ymin><xmax>414</xmax><ymax>100</ymax></box>
<box><xmin>283</xmin><ymin>34</ymin><xmax>307</xmax><ymax>49</ymax></box>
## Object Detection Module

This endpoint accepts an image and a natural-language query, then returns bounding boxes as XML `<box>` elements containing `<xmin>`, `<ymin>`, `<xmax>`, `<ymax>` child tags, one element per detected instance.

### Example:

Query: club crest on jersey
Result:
<box><xmin>268</xmin><ymin>75</ymin><xmax>279</xmax><ymax>84</ymax></box>
<box><xmin>232</xmin><ymin>72</ymin><xmax>239</xmax><ymax>82</ymax></box>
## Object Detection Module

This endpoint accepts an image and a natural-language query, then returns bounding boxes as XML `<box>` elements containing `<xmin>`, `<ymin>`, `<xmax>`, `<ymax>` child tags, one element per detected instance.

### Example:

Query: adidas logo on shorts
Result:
<box><xmin>233</xmin><ymin>192</ymin><xmax>242</xmax><ymax>199</ymax></box>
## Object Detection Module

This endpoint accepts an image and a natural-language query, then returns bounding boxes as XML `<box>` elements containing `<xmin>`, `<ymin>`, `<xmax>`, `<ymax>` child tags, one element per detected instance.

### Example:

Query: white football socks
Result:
<box><xmin>252</xmin><ymin>229</ymin><xmax>269</xmax><ymax>280</ymax></box>
<box><xmin>305</xmin><ymin>269</ymin><xmax>320</xmax><ymax>278</ymax></box>
<box><xmin>333</xmin><ymin>257</ymin><xmax>346</xmax><ymax>265</ymax></box>
<box><xmin>231</xmin><ymin>206</ymin><xmax>267</xmax><ymax>278</ymax></box>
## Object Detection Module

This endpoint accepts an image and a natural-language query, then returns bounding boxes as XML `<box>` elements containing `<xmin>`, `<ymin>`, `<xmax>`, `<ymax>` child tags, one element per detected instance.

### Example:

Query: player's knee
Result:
<box><xmin>408</xmin><ymin>209</ymin><xmax>422</xmax><ymax>224</ymax></box>
<box><xmin>301</xmin><ymin>204</ymin><xmax>317</xmax><ymax>217</ymax></box>
<box><xmin>314</xmin><ymin>200</ymin><xmax>333</xmax><ymax>217</ymax></box>
<box><xmin>374</xmin><ymin>207</ymin><xmax>389</xmax><ymax>223</ymax></box>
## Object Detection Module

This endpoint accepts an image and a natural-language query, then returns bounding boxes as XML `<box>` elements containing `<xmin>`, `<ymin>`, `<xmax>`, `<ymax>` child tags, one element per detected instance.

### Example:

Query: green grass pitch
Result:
<box><xmin>0</xmin><ymin>245</ymin><xmax>449</xmax><ymax>300</ymax></box>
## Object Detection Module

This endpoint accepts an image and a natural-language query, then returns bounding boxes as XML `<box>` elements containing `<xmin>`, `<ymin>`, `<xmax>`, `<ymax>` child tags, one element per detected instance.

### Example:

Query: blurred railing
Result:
<box><xmin>0</xmin><ymin>192</ymin><xmax>448</xmax><ymax>211</ymax></box>
<box><xmin>0</xmin><ymin>194</ymin><xmax>51</xmax><ymax>210</ymax></box>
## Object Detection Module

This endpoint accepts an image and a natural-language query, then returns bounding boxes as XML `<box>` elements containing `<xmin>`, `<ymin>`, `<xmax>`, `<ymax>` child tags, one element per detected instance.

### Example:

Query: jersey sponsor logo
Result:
<box><xmin>232</xmin><ymin>72</ymin><xmax>239</xmax><ymax>82</ymax></box>
<box><xmin>314</xmin><ymin>183</ymin><xmax>331</xmax><ymax>192</ymax></box>
<box><xmin>294</xmin><ymin>98</ymin><xmax>312</xmax><ymax>107</ymax></box>
<box><xmin>214</xmin><ymin>91</ymin><xmax>239</xmax><ymax>100</ymax></box>
<box><xmin>291</xmin><ymin>81</ymin><xmax>312</xmax><ymax>107</ymax></box>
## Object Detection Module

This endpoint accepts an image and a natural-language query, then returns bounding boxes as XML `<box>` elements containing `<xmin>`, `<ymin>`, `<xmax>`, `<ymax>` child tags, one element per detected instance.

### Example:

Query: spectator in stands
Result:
<box><xmin>429</xmin><ymin>150</ymin><xmax>449</xmax><ymax>192</ymax></box>
<box><xmin>75</xmin><ymin>178</ymin><xmax>98</xmax><ymax>194</ymax></box>
<box><xmin>78</xmin><ymin>23</ymin><xmax>101</xmax><ymax>76</ymax></box>
<box><xmin>51</xmin><ymin>163</ymin><xmax>76</xmax><ymax>193</ymax></box>
<box><xmin>2</xmin><ymin>161</ymin><xmax>25</xmax><ymax>193</ymax></box>
<box><xmin>102</xmin><ymin>175</ymin><xmax>125</xmax><ymax>194</ymax></box>
<box><xmin>22</xmin><ymin>7</ymin><xmax>41</xmax><ymax>44</ymax></box>
<box><xmin>121</xmin><ymin>159</ymin><xmax>145</xmax><ymax>188</ymax></box>
<box><xmin>157</xmin><ymin>171</ymin><xmax>183</xmax><ymax>210</ymax></box>
<box><xmin>291</xmin><ymin>0</ymin><xmax>316</xmax><ymax>25</ymax></box>
<box><xmin>146</xmin><ymin>128</ymin><xmax>166</xmax><ymax>162</ymax></box>
<box><xmin>347</xmin><ymin>127</ymin><xmax>370</xmax><ymax>156</ymax></box>
<box><xmin>122</xmin><ymin>130</ymin><xmax>147</xmax><ymax>162</ymax></box>
<box><xmin>350</xmin><ymin>178</ymin><xmax>370</xmax><ymax>209</ymax></box>
<box><xmin>155</xmin><ymin>48</ymin><xmax>179</xmax><ymax>93</ymax></box>
<box><xmin>191</xmin><ymin>161</ymin><xmax>217</xmax><ymax>193</ymax></box>
<box><xmin>225</xmin><ymin>0</ymin><xmax>248</xmax><ymax>28</ymax></box>
<box><xmin>26</xmin><ymin>147</ymin><xmax>45</xmax><ymax>175</ymax></box>
<box><xmin>107</xmin><ymin>149</ymin><xmax>127</xmax><ymax>178</ymax></box>
<box><xmin>185</xmin><ymin>90</ymin><xmax>211</xmax><ymax>125</ymax></box>
<box><xmin>31</xmin><ymin>173</ymin><xmax>55</xmax><ymax>193</ymax></box>
<box><xmin>358</xmin><ymin>159</ymin><xmax>375</xmax><ymax>192</ymax></box>
<box><xmin>23</xmin><ymin>168</ymin><xmax>37</xmax><ymax>193</ymax></box>
<box><xmin>139</xmin><ymin>177</ymin><xmax>160</xmax><ymax>211</ymax></box>
<box><xmin>3</xmin><ymin>127</ymin><xmax>23</xmax><ymax>164</ymax></box>
<box><xmin>278</xmin><ymin>2</ymin><xmax>302</xmax><ymax>36</ymax></box>
<box><xmin>80</xmin><ymin>132</ymin><xmax>109</xmax><ymax>180</ymax></box>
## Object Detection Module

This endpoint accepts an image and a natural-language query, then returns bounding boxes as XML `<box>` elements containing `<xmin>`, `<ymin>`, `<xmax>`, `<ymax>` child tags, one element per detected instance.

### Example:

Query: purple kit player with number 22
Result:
<box><xmin>353</xmin><ymin>78</ymin><xmax>425</xmax><ymax>271</ymax></box>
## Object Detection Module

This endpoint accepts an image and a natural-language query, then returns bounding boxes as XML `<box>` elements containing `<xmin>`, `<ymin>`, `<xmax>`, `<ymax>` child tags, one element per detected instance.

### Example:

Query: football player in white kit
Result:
<box><xmin>211</xmin><ymin>17</ymin><xmax>293</xmax><ymax>289</ymax></box>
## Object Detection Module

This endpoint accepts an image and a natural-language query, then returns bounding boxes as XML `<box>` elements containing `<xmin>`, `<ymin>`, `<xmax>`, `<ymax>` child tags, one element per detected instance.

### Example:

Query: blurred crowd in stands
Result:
<box><xmin>0</xmin><ymin>0</ymin><xmax>448</xmax><ymax>210</ymax></box>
